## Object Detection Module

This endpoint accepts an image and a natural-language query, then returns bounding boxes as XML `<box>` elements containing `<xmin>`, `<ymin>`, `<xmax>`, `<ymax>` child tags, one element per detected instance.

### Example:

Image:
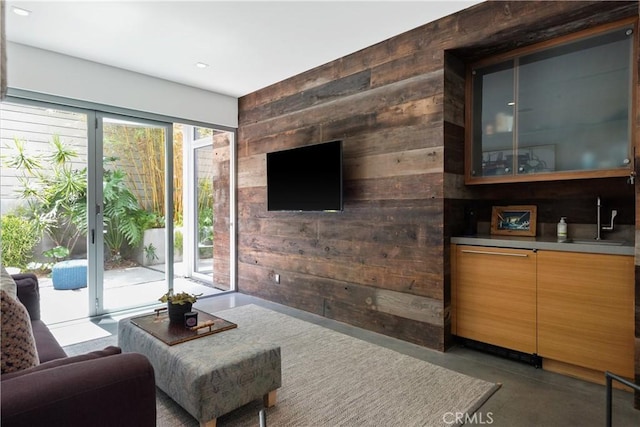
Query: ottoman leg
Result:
<box><xmin>263</xmin><ymin>389</ymin><xmax>278</xmax><ymax>408</ymax></box>
<box><xmin>199</xmin><ymin>389</ymin><xmax>276</xmax><ymax>427</ymax></box>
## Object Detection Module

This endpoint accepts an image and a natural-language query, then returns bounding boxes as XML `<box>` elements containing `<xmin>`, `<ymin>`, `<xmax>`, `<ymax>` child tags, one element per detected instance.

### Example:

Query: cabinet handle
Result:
<box><xmin>461</xmin><ymin>249</ymin><xmax>528</xmax><ymax>257</ymax></box>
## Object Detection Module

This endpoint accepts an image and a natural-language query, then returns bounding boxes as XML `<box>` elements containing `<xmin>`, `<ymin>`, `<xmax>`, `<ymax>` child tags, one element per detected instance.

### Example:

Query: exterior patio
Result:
<box><xmin>38</xmin><ymin>262</ymin><xmax>224</xmax><ymax>325</ymax></box>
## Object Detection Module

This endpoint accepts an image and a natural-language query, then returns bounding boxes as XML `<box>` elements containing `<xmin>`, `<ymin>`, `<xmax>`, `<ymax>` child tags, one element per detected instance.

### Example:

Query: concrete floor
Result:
<box><xmin>54</xmin><ymin>292</ymin><xmax>640</xmax><ymax>427</ymax></box>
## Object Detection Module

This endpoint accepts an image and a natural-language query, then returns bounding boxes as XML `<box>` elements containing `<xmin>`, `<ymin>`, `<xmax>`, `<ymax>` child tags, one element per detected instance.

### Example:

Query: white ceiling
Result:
<box><xmin>5</xmin><ymin>1</ymin><xmax>482</xmax><ymax>98</ymax></box>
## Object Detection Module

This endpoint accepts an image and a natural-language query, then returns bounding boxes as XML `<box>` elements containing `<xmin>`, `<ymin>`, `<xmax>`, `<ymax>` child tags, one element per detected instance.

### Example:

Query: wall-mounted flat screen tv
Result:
<box><xmin>267</xmin><ymin>140</ymin><xmax>343</xmax><ymax>212</ymax></box>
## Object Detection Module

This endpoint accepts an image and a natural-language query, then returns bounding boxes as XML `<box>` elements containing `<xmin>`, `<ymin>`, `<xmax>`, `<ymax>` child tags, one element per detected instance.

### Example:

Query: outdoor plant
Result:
<box><xmin>42</xmin><ymin>245</ymin><xmax>71</xmax><ymax>261</ymax></box>
<box><xmin>174</xmin><ymin>229</ymin><xmax>184</xmax><ymax>255</ymax></box>
<box><xmin>197</xmin><ymin>177</ymin><xmax>214</xmax><ymax>245</ymax></box>
<box><xmin>143</xmin><ymin>243</ymin><xmax>159</xmax><ymax>264</ymax></box>
<box><xmin>38</xmin><ymin>245</ymin><xmax>71</xmax><ymax>271</ymax></box>
<box><xmin>0</xmin><ymin>214</ymin><xmax>39</xmax><ymax>270</ymax></box>
<box><xmin>103</xmin><ymin>123</ymin><xmax>183</xmax><ymax>225</ymax></box>
<box><xmin>99</xmin><ymin>157</ymin><xmax>157</xmax><ymax>262</ymax></box>
<box><xmin>2</xmin><ymin>136</ymin><xmax>158</xmax><ymax>264</ymax></box>
<box><xmin>2</xmin><ymin>135</ymin><xmax>87</xmax><ymax>257</ymax></box>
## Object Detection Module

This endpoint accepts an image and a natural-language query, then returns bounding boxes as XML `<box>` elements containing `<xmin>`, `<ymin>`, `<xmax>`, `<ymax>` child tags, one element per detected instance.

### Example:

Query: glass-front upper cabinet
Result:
<box><xmin>466</xmin><ymin>18</ymin><xmax>636</xmax><ymax>184</ymax></box>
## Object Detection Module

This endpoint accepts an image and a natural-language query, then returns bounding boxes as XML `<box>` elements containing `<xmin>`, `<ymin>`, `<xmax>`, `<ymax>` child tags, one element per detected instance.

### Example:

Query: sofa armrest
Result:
<box><xmin>1</xmin><ymin>353</ymin><xmax>156</xmax><ymax>427</ymax></box>
<box><xmin>12</xmin><ymin>273</ymin><xmax>40</xmax><ymax>321</ymax></box>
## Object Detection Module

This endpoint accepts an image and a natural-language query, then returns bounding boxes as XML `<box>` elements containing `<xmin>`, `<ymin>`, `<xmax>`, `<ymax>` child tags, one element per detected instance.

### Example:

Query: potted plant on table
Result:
<box><xmin>159</xmin><ymin>291</ymin><xmax>202</xmax><ymax>323</ymax></box>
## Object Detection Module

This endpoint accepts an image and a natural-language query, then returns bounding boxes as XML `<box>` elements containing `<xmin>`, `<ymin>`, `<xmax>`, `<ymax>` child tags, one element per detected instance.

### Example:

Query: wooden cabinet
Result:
<box><xmin>465</xmin><ymin>18</ymin><xmax>635</xmax><ymax>185</ymax></box>
<box><xmin>537</xmin><ymin>251</ymin><xmax>634</xmax><ymax>378</ymax></box>
<box><xmin>452</xmin><ymin>244</ymin><xmax>634</xmax><ymax>383</ymax></box>
<box><xmin>453</xmin><ymin>245</ymin><xmax>536</xmax><ymax>354</ymax></box>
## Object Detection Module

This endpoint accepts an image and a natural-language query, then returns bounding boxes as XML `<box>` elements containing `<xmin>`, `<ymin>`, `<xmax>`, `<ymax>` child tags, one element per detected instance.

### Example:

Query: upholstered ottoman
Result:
<box><xmin>51</xmin><ymin>259</ymin><xmax>88</xmax><ymax>290</ymax></box>
<box><xmin>118</xmin><ymin>313</ymin><xmax>281</xmax><ymax>427</ymax></box>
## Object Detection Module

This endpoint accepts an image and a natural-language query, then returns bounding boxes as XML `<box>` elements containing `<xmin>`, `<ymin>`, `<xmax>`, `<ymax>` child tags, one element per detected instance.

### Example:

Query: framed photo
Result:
<box><xmin>491</xmin><ymin>205</ymin><xmax>537</xmax><ymax>237</ymax></box>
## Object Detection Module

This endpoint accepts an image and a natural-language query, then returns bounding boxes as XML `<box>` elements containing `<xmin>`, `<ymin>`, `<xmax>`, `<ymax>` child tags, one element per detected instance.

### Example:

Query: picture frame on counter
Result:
<box><xmin>491</xmin><ymin>205</ymin><xmax>537</xmax><ymax>237</ymax></box>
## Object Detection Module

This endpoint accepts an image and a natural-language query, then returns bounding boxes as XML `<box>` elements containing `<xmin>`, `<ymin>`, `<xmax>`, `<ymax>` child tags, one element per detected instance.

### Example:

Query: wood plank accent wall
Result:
<box><xmin>237</xmin><ymin>1</ymin><xmax>639</xmax><ymax>357</ymax></box>
<box><xmin>212</xmin><ymin>132</ymin><xmax>232</xmax><ymax>289</ymax></box>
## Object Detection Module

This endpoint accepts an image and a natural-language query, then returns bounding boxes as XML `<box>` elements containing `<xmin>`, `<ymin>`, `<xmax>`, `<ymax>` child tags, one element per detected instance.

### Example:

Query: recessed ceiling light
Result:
<box><xmin>12</xmin><ymin>6</ymin><xmax>31</xmax><ymax>16</ymax></box>
<box><xmin>195</xmin><ymin>62</ymin><xmax>209</xmax><ymax>69</ymax></box>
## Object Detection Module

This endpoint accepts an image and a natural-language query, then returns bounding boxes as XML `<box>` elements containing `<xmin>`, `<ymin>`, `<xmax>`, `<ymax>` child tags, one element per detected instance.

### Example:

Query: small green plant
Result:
<box><xmin>37</xmin><ymin>246</ymin><xmax>71</xmax><ymax>272</ymax></box>
<box><xmin>42</xmin><ymin>245</ymin><xmax>70</xmax><ymax>261</ymax></box>
<box><xmin>0</xmin><ymin>214</ymin><xmax>39</xmax><ymax>270</ymax></box>
<box><xmin>159</xmin><ymin>290</ymin><xmax>202</xmax><ymax>305</ymax></box>
<box><xmin>174</xmin><ymin>229</ymin><xmax>183</xmax><ymax>255</ymax></box>
<box><xmin>197</xmin><ymin>177</ymin><xmax>214</xmax><ymax>245</ymax></box>
<box><xmin>143</xmin><ymin>243</ymin><xmax>159</xmax><ymax>264</ymax></box>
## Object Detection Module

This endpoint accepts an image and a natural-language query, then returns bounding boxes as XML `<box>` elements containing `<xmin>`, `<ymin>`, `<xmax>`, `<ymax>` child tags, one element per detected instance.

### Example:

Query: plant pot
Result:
<box><xmin>167</xmin><ymin>302</ymin><xmax>192</xmax><ymax>324</ymax></box>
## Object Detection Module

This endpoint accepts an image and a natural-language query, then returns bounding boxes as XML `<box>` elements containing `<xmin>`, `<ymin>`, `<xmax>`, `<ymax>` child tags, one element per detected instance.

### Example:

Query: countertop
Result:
<box><xmin>451</xmin><ymin>235</ymin><xmax>634</xmax><ymax>256</ymax></box>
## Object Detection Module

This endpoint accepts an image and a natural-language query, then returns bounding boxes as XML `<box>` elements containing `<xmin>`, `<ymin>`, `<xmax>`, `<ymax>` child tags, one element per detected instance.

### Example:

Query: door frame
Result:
<box><xmin>92</xmin><ymin>113</ymin><xmax>174</xmax><ymax>315</ymax></box>
<box><xmin>183</xmin><ymin>127</ymin><xmax>214</xmax><ymax>283</ymax></box>
<box><xmin>4</xmin><ymin>91</ymin><xmax>238</xmax><ymax>316</ymax></box>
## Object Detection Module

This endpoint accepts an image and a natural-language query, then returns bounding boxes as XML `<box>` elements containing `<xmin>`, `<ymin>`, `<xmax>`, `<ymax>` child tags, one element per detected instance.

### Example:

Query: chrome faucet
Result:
<box><xmin>596</xmin><ymin>196</ymin><xmax>617</xmax><ymax>240</ymax></box>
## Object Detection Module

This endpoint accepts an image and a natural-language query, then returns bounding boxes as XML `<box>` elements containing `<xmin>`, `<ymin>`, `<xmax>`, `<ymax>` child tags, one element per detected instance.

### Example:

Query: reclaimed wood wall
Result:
<box><xmin>237</xmin><ymin>1</ymin><xmax>639</xmax><ymax>359</ymax></box>
<box><xmin>212</xmin><ymin>131</ymin><xmax>232</xmax><ymax>290</ymax></box>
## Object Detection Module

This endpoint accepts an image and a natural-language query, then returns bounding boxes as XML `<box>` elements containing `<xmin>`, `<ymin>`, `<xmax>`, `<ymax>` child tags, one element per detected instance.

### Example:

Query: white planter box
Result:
<box><xmin>134</xmin><ymin>227</ymin><xmax>183</xmax><ymax>266</ymax></box>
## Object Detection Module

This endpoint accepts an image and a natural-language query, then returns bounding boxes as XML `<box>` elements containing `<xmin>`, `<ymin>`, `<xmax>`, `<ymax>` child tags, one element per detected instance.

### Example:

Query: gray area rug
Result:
<box><xmin>64</xmin><ymin>304</ymin><xmax>500</xmax><ymax>426</ymax></box>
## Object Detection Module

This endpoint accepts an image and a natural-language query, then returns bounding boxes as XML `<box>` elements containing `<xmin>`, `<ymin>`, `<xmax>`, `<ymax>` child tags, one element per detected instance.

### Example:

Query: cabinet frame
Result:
<box><xmin>464</xmin><ymin>17</ymin><xmax>638</xmax><ymax>185</ymax></box>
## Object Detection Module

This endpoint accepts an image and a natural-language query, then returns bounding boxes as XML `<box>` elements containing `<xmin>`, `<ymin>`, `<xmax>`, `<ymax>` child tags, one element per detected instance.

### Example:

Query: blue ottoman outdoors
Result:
<box><xmin>52</xmin><ymin>259</ymin><xmax>88</xmax><ymax>290</ymax></box>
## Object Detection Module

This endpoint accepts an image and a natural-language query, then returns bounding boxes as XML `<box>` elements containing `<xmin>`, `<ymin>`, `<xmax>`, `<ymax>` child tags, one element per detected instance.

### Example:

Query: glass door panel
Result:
<box><xmin>0</xmin><ymin>102</ymin><xmax>90</xmax><ymax>324</ymax></box>
<box><xmin>195</xmin><ymin>144</ymin><xmax>214</xmax><ymax>277</ymax></box>
<box><xmin>178</xmin><ymin>125</ymin><xmax>234</xmax><ymax>294</ymax></box>
<box><xmin>1</xmin><ymin>101</ymin><xmax>235</xmax><ymax>323</ymax></box>
<box><xmin>98</xmin><ymin>115</ymin><xmax>171</xmax><ymax>313</ymax></box>
<box><xmin>516</xmin><ymin>28</ymin><xmax>631</xmax><ymax>174</ymax></box>
<box><xmin>471</xmin><ymin>60</ymin><xmax>515</xmax><ymax>178</ymax></box>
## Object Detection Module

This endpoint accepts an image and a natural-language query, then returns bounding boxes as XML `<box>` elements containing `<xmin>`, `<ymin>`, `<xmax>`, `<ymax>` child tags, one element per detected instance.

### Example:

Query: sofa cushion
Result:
<box><xmin>0</xmin><ymin>266</ymin><xmax>17</xmax><ymax>300</ymax></box>
<box><xmin>1</xmin><ymin>352</ymin><xmax>157</xmax><ymax>427</ymax></box>
<box><xmin>1</xmin><ymin>346</ymin><xmax>121</xmax><ymax>381</ymax></box>
<box><xmin>1</xmin><ymin>290</ymin><xmax>39</xmax><ymax>374</ymax></box>
<box><xmin>31</xmin><ymin>319</ymin><xmax>67</xmax><ymax>363</ymax></box>
<box><xmin>13</xmin><ymin>273</ymin><xmax>40</xmax><ymax>321</ymax></box>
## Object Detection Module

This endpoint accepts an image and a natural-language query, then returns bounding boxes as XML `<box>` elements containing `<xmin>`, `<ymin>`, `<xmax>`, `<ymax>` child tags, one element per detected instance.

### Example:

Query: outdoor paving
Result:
<box><xmin>39</xmin><ymin>263</ymin><xmax>223</xmax><ymax>325</ymax></box>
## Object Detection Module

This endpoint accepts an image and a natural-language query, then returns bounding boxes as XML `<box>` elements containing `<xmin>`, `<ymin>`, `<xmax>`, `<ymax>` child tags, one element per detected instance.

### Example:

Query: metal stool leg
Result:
<box><xmin>605</xmin><ymin>371</ymin><xmax>640</xmax><ymax>427</ymax></box>
<box><xmin>259</xmin><ymin>408</ymin><xmax>266</xmax><ymax>427</ymax></box>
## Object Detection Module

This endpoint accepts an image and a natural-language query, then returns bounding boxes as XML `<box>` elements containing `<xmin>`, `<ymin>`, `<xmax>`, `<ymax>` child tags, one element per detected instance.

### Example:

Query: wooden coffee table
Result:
<box><xmin>118</xmin><ymin>309</ymin><xmax>281</xmax><ymax>427</ymax></box>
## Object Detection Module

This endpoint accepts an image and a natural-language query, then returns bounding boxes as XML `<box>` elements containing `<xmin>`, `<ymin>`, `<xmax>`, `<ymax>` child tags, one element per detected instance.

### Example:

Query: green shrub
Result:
<box><xmin>1</xmin><ymin>215</ymin><xmax>39</xmax><ymax>270</ymax></box>
<box><xmin>174</xmin><ymin>229</ymin><xmax>184</xmax><ymax>255</ymax></box>
<box><xmin>3</xmin><ymin>135</ymin><xmax>86</xmax><ymax>255</ymax></box>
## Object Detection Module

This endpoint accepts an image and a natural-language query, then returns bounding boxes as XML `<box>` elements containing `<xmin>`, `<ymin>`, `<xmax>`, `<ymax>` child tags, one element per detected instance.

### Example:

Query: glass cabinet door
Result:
<box><xmin>470</xmin><ymin>60</ymin><xmax>515</xmax><ymax>178</ymax></box>
<box><xmin>468</xmin><ymin>20</ymin><xmax>634</xmax><ymax>183</ymax></box>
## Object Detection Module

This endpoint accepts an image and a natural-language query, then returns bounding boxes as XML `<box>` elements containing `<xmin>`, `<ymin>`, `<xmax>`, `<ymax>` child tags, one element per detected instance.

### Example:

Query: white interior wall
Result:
<box><xmin>6</xmin><ymin>42</ymin><xmax>238</xmax><ymax>128</ymax></box>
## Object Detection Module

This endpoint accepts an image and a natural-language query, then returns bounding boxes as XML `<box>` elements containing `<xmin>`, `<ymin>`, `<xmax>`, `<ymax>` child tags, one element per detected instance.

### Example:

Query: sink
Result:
<box><xmin>569</xmin><ymin>239</ymin><xmax>626</xmax><ymax>246</ymax></box>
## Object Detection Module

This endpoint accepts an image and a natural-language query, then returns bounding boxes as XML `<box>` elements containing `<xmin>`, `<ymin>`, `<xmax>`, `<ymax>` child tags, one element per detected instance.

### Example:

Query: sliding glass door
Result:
<box><xmin>180</xmin><ymin>125</ymin><xmax>234</xmax><ymax>292</ymax></box>
<box><xmin>1</xmin><ymin>98</ymin><xmax>235</xmax><ymax>323</ymax></box>
<box><xmin>192</xmin><ymin>133</ymin><xmax>214</xmax><ymax>281</ymax></box>
<box><xmin>0</xmin><ymin>102</ymin><xmax>91</xmax><ymax>323</ymax></box>
<box><xmin>95</xmin><ymin>114</ymin><xmax>173</xmax><ymax>313</ymax></box>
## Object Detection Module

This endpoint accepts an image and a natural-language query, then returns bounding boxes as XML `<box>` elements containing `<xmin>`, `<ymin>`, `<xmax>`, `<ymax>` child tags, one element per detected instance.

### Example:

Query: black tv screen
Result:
<box><xmin>267</xmin><ymin>140</ymin><xmax>343</xmax><ymax>211</ymax></box>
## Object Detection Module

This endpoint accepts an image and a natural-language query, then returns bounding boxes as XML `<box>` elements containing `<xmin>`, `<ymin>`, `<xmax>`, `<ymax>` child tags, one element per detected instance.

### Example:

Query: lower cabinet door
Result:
<box><xmin>537</xmin><ymin>251</ymin><xmax>634</xmax><ymax>377</ymax></box>
<box><xmin>455</xmin><ymin>245</ymin><xmax>537</xmax><ymax>354</ymax></box>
